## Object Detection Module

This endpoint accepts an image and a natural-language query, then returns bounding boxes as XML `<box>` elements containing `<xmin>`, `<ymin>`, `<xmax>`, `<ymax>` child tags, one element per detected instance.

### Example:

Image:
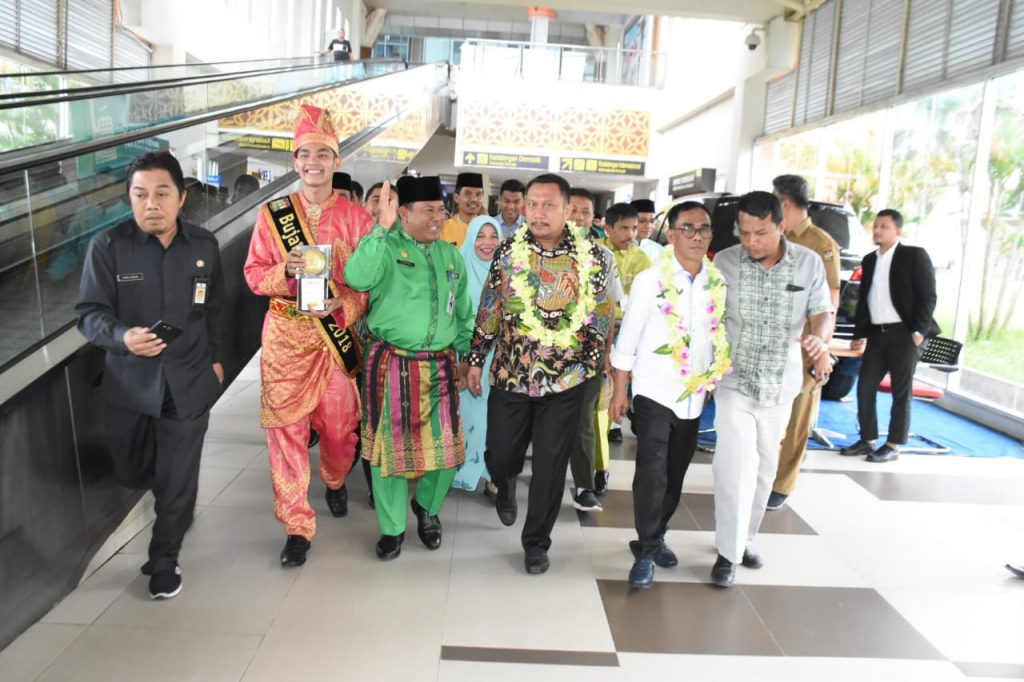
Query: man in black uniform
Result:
<box><xmin>76</xmin><ymin>151</ymin><xmax>224</xmax><ymax>600</ymax></box>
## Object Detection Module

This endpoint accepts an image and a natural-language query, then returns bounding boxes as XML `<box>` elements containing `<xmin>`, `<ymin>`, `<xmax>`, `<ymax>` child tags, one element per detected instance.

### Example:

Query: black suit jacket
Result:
<box><xmin>76</xmin><ymin>219</ymin><xmax>224</xmax><ymax>418</ymax></box>
<box><xmin>853</xmin><ymin>243</ymin><xmax>940</xmax><ymax>339</ymax></box>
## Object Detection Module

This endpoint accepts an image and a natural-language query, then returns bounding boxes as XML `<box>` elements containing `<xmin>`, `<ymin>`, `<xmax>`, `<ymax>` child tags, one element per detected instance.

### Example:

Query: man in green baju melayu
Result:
<box><xmin>345</xmin><ymin>176</ymin><xmax>475</xmax><ymax>560</ymax></box>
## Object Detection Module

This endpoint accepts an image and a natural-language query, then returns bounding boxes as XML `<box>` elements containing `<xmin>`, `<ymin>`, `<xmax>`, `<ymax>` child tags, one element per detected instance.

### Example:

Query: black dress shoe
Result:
<box><xmin>711</xmin><ymin>554</ymin><xmax>735</xmax><ymax>587</ymax></box>
<box><xmin>325</xmin><ymin>485</ymin><xmax>348</xmax><ymax>518</ymax></box>
<box><xmin>375</xmin><ymin>533</ymin><xmax>404</xmax><ymax>560</ymax></box>
<box><xmin>524</xmin><ymin>548</ymin><xmax>550</xmax><ymax>575</ymax></box>
<box><xmin>307</xmin><ymin>429</ymin><xmax>320</xmax><ymax>449</ymax></box>
<box><xmin>496</xmin><ymin>478</ymin><xmax>518</xmax><ymax>527</ymax></box>
<box><xmin>866</xmin><ymin>444</ymin><xmax>899</xmax><ymax>463</ymax></box>
<box><xmin>629</xmin><ymin>540</ymin><xmax>678</xmax><ymax>568</ymax></box>
<box><xmin>1006</xmin><ymin>564</ymin><xmax>1024</xmax><ymax>579</ymax></box>
<box><xmin>607</xmin><ymin>427</ymin><xmax>623</xmax><ymax>443</ymax></box>
<box><xmin>280</xmin><ymin>535</ymin><xmax>311</xmax><ymax>567</ymax></box>
<box><xmin>628</xmin><ymin>559</ymin><xmax>655</xmax><ymax>588</ymax></box>
<box><xmin>742</xmin><ymin>547</ymin><xmax>764</xmax><ymax>569</ymax></box>
<box><xmin>410</xmin><ymin>498</ymin><xmax>442</xmax><ymax>550</ymax></box>
<box><xmin>594</xmin><ymin>470</ymin><xmax>609</xmax><ymax>496</ymax></box>
<box><xmin>840</xmin><ymin>439</ymin><xmax>875</xmax><ymax>456</ymax></box>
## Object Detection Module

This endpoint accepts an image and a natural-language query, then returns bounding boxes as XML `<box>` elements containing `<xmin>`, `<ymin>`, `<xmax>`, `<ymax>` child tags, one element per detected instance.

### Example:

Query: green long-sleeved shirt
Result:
<box><xmin>345</xmin><ymin>222</ymin><xmax>474</xmax><ymax>353</ymax></box>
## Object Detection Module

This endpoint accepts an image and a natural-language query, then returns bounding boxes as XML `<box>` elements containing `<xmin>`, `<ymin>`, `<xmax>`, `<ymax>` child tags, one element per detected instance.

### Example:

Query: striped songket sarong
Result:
<box><xmin>361</xmin><ymin>339</ymin><xmax>465</xmax><ymax>478</ymax></box>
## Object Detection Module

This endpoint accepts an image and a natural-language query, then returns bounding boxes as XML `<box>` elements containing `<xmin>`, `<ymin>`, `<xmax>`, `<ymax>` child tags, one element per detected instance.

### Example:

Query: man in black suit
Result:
<box><xmin>840</xmin><ymin>209</ymin><xmax>938</xmax><ymax>463</ymax></box>
<box><xmin>76</xmin><ymin>151</ymin><xmax>224</xmax><ymax>599</ymax></box>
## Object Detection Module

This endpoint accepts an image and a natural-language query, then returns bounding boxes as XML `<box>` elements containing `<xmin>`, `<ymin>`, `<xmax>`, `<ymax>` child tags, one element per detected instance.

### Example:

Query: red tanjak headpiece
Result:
<box><xmin>293</xmin><ymin>103</ymin><xmax>339</xmax><ymax>155</ymax></box>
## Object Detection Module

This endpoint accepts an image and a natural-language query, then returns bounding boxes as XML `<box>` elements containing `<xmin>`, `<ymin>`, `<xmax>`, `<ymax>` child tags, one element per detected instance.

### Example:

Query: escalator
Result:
<box><xmin>0</xmin><ymin>57</ymin><xmax>450</xmax><ymax>651</ymax></box>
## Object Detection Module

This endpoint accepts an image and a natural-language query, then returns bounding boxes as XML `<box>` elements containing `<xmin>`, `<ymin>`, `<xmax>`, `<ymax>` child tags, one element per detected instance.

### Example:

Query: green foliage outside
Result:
<box><xmin>0</xmin><ymin>63</ymin><xmax>61</xmax><ymax>153</ymax></box>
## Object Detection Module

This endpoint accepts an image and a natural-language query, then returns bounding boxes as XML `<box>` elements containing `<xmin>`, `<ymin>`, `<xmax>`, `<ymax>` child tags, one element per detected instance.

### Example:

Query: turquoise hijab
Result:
<box><xmin>460</xmin><ymin>215</ymin><xmax>501</xmax><ymax>307</ymax></box>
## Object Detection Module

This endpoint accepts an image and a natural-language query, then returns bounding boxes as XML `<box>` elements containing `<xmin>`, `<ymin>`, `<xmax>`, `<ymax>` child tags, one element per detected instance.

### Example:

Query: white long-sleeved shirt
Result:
<box><xmin>867</xmin><ymin>242</ymin><xmax>902</xmax><ymax>325</ymax></box>
<box><xmin>610</xmin><ymin>256</ymin><xmax>714</xmax><ymax>419</ymax></box>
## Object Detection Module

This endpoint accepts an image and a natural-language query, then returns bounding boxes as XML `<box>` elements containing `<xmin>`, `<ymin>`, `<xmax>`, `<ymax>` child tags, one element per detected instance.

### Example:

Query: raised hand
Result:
<box><xmin>377</xmin><ymin>180</ymin><xmax>397</xmax><ymax>230</ymax></box>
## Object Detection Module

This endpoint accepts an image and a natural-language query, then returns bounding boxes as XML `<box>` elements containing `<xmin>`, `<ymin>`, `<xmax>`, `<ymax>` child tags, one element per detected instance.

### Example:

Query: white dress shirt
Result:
<box><xmin>637</xmin><ymin>238</ymin><xmax>664</xmax><ymax>262</ymax></box>
<box><xmin>867</xmin><ymin>242</ymin><xmax>902</xmax><ymax>324</ymax></box>
<box><xmin>610</xmin><ymin>256</ymin><xmax>714</xmax><ymax>419</ymax></box>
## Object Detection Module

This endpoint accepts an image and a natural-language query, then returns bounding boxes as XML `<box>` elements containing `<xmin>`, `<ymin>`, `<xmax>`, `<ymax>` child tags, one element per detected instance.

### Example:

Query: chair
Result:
<box><xmin>878</xmin><ymin>336</ymin><xmax>963</xmax><ymax>454</ymax></box>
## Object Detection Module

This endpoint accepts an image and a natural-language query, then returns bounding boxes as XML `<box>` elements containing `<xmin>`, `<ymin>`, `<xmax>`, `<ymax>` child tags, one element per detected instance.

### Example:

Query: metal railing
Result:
<box><xmin>458</xmin><ymin>39</ymin><xmax>666</xmax><ymax>88</ymax></box>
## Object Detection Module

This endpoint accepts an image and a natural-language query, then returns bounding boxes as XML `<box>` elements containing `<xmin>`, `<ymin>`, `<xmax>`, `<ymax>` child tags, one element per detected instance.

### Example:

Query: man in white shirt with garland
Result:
<box><xmin>609</xmin><ymin>201</ymin><xmax>731</xmax><ymax>588</ymax></box>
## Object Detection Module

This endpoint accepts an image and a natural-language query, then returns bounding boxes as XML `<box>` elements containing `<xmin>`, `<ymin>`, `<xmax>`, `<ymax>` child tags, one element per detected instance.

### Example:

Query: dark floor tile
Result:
<box><xmin>841</xmin><ymin>471</ymin><xmax>1024</xmax><ymax>506</ymax></box>
<box><xmin>577</xmin><ymin>491</ymin><xmax>815</xmax><ymax>535</ymax></box>
<box><xmin>742</xmin><ymin>585</ymin><xmax>943</xmax><ymax>660</ymax></box>
<box><xmin>954</xmin><ymin>661</ymin><xmax>1024</xmax><ymax>679</ymax></box>
<box><xmin>597</xmin><ymin>579</ymin><xmax>783</xmax><ymax>655</ymax></box>
<box><xmin>441</xmin><ymin>646</ymin><xmax>618</xmax><ymax>667</ymax></box>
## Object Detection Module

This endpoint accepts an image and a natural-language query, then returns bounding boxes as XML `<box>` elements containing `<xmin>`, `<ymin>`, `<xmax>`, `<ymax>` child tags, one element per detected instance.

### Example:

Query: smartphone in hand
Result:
<box><xmin>149</xmin><ymin>320</ymin><xmax>184</xmax><ymax>344</ymax></box>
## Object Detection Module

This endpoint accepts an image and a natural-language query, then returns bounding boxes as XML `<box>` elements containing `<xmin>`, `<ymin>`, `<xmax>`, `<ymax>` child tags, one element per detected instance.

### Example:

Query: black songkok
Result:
<box><xmin>396</xmin><ymin>175</ymin><xmax>444</xmax><ymax>205</ymax></box>
<box><xmin>630</xmin><ymin>199</ymin><xmax>655</xmax><ymax>213</ymax></box>
<box><xmin>455</xmin><ymin>172</ymin><xmax>483</xmax><ymax>191</ymax></box>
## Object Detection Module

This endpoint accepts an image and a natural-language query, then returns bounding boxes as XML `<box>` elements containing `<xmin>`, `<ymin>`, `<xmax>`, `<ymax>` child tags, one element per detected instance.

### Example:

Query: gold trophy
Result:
<box><xmin>297</xmin><ymin>245</ymin><xmax>332</xmax><ymax>312</ymax></box>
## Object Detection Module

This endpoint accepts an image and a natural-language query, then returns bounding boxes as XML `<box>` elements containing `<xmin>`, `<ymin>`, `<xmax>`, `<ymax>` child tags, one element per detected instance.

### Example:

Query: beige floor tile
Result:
<box><xmin>0</xmin><ymin>623</ymin><xmax>84</xmax><ymax>682</ymax></box>
<box><xmin>201</xmin><ymin>442</ymin><xmax>265</xmax><ymax>470</ymax></box>
<box><xmin>880</xmin><ymin>588</ymin><xmax>1024</xmax><ymax>664</ymax></box>
<box><xmin>35</xmin><ymin>625</ymin><xmax>260</xmax><ymax>682</ymax></box>
<box><xmin>42</xmin><ymin>555</ymin><xmax>141</xmax><ymax>626</ymax></box>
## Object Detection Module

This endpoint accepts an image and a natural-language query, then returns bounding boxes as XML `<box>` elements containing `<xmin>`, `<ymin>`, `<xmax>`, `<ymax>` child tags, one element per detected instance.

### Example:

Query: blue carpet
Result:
<box><xmin>697</xmin><ymin>390</ymin><xmax>1024</xmax><ymax>459</ymax></box>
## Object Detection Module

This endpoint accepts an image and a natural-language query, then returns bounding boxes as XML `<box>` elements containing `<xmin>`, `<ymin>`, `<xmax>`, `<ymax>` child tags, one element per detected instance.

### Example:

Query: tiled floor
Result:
<box><xmin>2</xmin><ymin>354</ymin><xmax>1024</xmax><ymax>681</ymax></box>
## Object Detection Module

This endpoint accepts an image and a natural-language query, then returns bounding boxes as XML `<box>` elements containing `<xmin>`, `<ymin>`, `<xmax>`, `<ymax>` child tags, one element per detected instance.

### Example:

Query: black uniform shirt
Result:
<box><xmin>76</xmin><ymin>219</ymin><xmax>223</xmax><ymax>418</ymax></box>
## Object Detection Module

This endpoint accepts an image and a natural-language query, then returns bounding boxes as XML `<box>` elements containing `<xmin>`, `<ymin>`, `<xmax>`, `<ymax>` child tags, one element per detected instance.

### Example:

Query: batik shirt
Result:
<box><xmin>468</xmin><ymin>227</ymin><xmax>613</xmax><ymax>397</ymax></box>
<box><xmin>713</xmin><ymin>238</ymin><xmax>831</xmax><ymax>407</ymax></box>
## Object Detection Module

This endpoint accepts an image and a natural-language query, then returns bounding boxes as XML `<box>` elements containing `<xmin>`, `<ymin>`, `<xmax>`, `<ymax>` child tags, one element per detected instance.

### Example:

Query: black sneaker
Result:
<box><xmin>149</xmin><ymin>565</ymin><xmax>182</xmax><ymax>600</ymax></box>
<box><xmin>524</xmin><ymin>548</ymin><xmax>550</xmax><ymax>574</ymax></box>
<box><xmin>766</xmin><ymin>491</ymin><xmax>788</xmax><ymax>511</ymax></box>
<box><xmin>573</xmin><ymin>489</ymin><xmax>603</xmax><ymax>512</ymax></box>
<box><xmin>594</xmin><ymin>470</ymin><xmax>609</xmax><ymax>496</ymax></box>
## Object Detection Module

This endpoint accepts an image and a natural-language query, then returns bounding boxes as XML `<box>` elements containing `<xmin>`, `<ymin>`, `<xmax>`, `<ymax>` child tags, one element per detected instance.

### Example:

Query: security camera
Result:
<box><xmin>745</xmin><ymin>30</ymin><xmax>761</xmax><ymax>51</ymax></box>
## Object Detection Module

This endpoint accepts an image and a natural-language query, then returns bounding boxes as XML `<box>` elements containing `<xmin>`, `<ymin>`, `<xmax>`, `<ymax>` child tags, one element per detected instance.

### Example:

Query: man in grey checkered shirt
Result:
<box><xmin>709</xmin><ymin>191</ymin><xmax>834</xmax><ymax>588</ymax></box>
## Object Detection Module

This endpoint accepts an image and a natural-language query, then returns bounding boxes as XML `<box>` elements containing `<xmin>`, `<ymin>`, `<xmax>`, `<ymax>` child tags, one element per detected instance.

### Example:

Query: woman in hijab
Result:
<box><xmin>452</xmin><ymin>215</ymin><xmax>502</xmax><ymax>497</ymax></box>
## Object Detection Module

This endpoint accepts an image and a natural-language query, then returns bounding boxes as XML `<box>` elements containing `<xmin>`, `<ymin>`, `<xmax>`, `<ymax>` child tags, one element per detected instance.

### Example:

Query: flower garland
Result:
<box><xmin>505</xmin><ymin>221</ymin><xmax>598</xmax><ymax>349</ymax></box>
<box><xmin>653</xmin><ymin>251</ymin><xmax>732</xmax><ymax>402</ymax></box>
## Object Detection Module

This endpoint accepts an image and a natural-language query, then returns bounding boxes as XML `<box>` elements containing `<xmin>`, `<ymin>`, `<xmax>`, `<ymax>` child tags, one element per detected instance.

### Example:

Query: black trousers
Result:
<box><xmin>104</xmin><ymin>391</ymin><xmax>209</xmax><ymax>574</ymax></box>
<box><xmin>485</xmin><ymin>383</ymin><xmax>586</xmax><ymax>552</ymax></box>
<box><xmin>857</xmin><ymin>328</ymin><xmax>921</xmax><ymax>444</ymax></box>
<box><xmin>568</xmin><ymin>375</ymin><xmax>602</xmax><ymax>492</ymax></box>
<box><xmin>631</xmin><ymin>395</ymin><xmax>699</xmax><ymax>558</ymax></box>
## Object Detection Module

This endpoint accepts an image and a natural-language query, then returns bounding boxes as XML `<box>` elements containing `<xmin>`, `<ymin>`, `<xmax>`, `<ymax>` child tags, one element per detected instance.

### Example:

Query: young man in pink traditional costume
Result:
<box><xmin>243</xmin><ymin>104</ymin><xmax>373</xmax><ymax>567</ymax></box>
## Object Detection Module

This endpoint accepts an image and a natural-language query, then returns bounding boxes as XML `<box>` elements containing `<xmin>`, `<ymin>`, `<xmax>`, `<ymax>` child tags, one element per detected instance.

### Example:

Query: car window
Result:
<box><xmin>709</xmin><ymin>200</ymin><xmax>739</xmax><ymax>255</ymax></box>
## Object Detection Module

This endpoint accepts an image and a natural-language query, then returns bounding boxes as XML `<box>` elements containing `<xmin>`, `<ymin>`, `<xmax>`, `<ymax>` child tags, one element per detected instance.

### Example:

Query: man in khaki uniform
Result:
<box><xmin>767</xmin><ymin>175</ymin><xmax>840</xmax><ymax>511</ymax></box>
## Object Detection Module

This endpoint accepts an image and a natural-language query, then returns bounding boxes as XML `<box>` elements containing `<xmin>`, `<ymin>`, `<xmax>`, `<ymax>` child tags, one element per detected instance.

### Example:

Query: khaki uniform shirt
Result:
<box><xmin>787</xmin><ymin>215</ymin><xmax>840</xmax><ymax>389</ymax></box>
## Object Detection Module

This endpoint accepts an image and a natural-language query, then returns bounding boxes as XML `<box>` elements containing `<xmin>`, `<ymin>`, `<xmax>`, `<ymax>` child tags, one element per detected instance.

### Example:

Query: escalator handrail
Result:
<box><xmin>0</xmin><ymin>58</ymin><xmax>405</xmax><ymax>108</ymax></box>
<box><xmin>0</xmin><ymin>54</ymin><xmax>323</xmax><ymax>82</ymax></box>
<box><xmin>0</xmin><ymin>61</ymin><xmax>440</xmax><ymax>176</ymax></box>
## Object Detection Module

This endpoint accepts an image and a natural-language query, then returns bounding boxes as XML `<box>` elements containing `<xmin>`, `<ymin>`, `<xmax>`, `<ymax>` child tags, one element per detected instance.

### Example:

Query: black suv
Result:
<box><xmin>652</xmin><ymin>194</ymin><xmax>874</xmax><ymax>400</ymax></box>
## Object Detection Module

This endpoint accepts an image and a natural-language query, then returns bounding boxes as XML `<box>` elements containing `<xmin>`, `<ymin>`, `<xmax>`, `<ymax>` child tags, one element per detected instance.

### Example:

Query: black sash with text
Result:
<box><xmin>263</xmin><ymin>194</ymin><xmax>361</xmax><ymax>377</ymax></box>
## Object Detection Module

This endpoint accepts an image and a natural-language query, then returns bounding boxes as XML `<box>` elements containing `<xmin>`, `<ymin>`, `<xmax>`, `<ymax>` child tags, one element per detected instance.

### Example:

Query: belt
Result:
<box><xmin>269</xmin><ymin>297</ymin><xmax>314</xmax><ymax>321</ymax></box>
<box><xmin>871</xmin><ymin>322</ymin><xmax>905</xmax><ymax>333</ymax></box>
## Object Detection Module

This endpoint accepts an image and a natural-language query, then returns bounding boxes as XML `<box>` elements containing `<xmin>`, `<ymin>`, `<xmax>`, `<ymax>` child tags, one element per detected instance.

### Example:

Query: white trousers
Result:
<box><xmin>712</xmin><ymin>386</ymin><xmax>794</xmax><ymax>565</ymax></box>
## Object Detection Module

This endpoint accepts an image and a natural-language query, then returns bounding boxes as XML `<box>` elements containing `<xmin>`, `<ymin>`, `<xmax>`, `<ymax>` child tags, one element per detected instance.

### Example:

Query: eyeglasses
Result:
<box><xmin>670</xmin><ymin>224</ymin><xmax>712</xmax><ymax>239</ymax></box>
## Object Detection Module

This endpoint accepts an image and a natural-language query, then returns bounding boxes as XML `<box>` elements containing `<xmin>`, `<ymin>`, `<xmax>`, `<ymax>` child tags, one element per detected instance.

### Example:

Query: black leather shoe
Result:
<box><xmin>594</xmin><ymin>470</ymin><xmax>609</xmax><ymax>496</ymax></box>
<box><xmin>280</xmin><ymin>535</ymin><xmax>311</xmax><ymax>567</ymax></box>
<box><xmin>496</xmin><ymin>478</ymin><xmax>518</xmax><ymax>527</ymax></box>
<box><xmin>711</xmin><ymin>554</ymin><xmax>735</xmax><ymax>587</ymax></box>
<box><xmin>629</xmin><ymin>540</ymin><xmax>678</xmax><ymax>568</ymax></box>
<box><xmin>410</xmin><ymin>498</ymin><xmax>442</xmax><ymax>550</ymax></box>
<box><xmin>742</xmin><ymin>547</ymin><xmax>764</xmax><ymax>569</ymax></box>
<box><xmin>375</xmin><ymin>533</ymin><xmax>404</xmax><ymax>560</ymax></box>
<box><xmin>307</xmin><ymin>429</ymin><xmax>320</xmax><ymax>449</ymax></box>
<box><xmin>1006</xmin><ymin>564</ymin><xmax>1024</xmax><ymax>579</ymax></box>
<box><xmin>325</xmin><ymin>485</ymin><xmax>348</xmax><ymax>518</ymax></box>
<box><xmin>866</xmin><ymin>444</ymin><xmax>899</xmax><ymax>463</ymax></box>
<box><xmin>840</xmin><ymin>439</ymin><xmax>875</xmax><ymax>456</ymax></box>
<box><xmin>607</xmin><ymin>427</ymin><xmax>623</xmax><ymax>443</ymax></box>
<box><xmin>140</xmin><ymin>560</ymin><xmax>153</xmax><ymax>576</ymax></box>
<box><xmin>524</xmin><ymin>548</ymin><xmax>550</xmax><ymax>574</ymax></box>
<box><xmin>628</xmin><ymin>559</ymin><xmax>655</xmax><ymax>588</ymax></box>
